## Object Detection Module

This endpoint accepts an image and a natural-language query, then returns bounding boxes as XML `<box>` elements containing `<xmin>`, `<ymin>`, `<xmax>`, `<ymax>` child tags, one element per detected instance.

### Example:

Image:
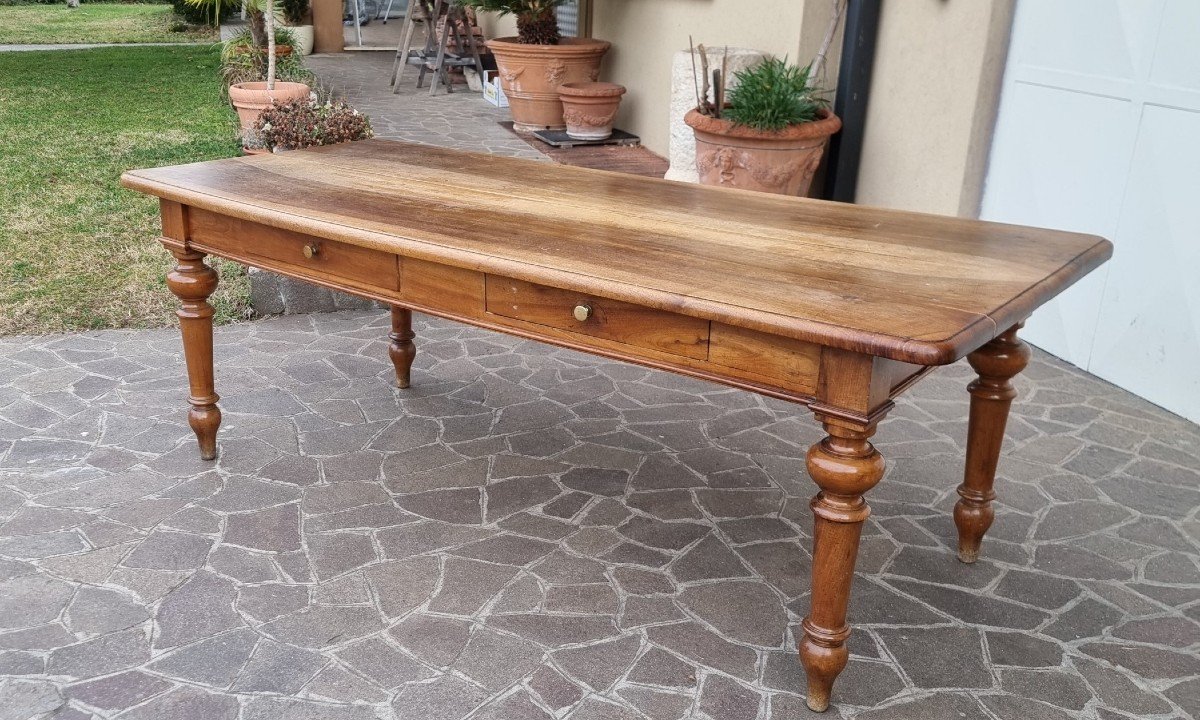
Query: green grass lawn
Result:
<box><xmin>0</xmin><ymin>4</ymin><xmax>216</xmax><ymax>45</ymax></box>
<box><xmin>0</xmin><ymin>46</ymin><xmax>250</xmax><ymax>335</ymax></box>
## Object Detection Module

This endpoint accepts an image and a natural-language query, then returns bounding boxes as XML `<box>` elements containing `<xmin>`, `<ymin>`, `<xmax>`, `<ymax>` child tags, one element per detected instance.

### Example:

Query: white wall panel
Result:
<box><xmin>982</xmin><ymin>0</ymin><xmax>1199</xmax><ymax>422</ymax></box>
<box><xmin>979</xmin><ymin>83</ymin><xmax>1131</xmax><ymax>366</ymax></box>
<box><xmin>1088</xmin><ymin>105</ymin><xmax>1200</xmax><ymax>421</ymax></box>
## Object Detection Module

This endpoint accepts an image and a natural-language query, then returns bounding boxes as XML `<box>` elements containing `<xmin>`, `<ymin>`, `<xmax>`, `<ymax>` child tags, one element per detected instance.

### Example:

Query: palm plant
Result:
<box><xmin>194</xmin><ymin>0</ymin><xmax>287</xmax><ymax>89</ymax></box>
<box><xmin>457</xmin><ymin>0</ymin><xmax>570</xmax><ymax>45</ymax></box>
<box><xmin>279</xmin><ymin>0</ymin><xmax>309</xmax><ymax>25</ymax></box>
<box><xmin>181</xmin><ymin>0</ymin><xmax>238</xmax><ymax>26</ymax></box>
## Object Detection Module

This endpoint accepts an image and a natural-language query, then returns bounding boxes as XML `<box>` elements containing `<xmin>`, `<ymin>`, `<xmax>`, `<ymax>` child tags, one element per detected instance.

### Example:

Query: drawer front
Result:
<box><xmin>485</xmin><ymin>275</ymin><xmax>710</xmax><ymax>360</ymax></box>
<box><xmin>708</xmin><ymin>323</ymin><xmax>821</xmax><ymax>394</ymax></box>
<box><xmin>189</xmin><ymin>209</ymin><xmax>399</xmax><ymax>291</ymax></box>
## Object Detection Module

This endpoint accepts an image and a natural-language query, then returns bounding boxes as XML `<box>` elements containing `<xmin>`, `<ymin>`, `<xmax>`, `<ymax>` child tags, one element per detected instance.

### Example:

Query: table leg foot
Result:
<box><xmin>389</xmin><ymin>306</ymin><xmax>416</xmax><ymax>389</ymax></box>
<box><xmin>799</xmin><ymin>626</ymin><xmax>845</xmax><ymax>712</ymax></box>
<box><xmin>954</xmin><ymin>325</ymin><xmax>1030</xmax><ymax>563</ymax></box>
<box><xmin>799</xmin><ymin>417</ymin><xmax>886</xmax><ymax>712</ymax></box>
<box><xmin>165</xmin><ymin>246</ymin><xmax>221</xmax><ymax>461</ymax></box>
<box><xmin>188</xmin><ymin>405</ymin><xmax>221</xmax><ymax>461</ymax></box>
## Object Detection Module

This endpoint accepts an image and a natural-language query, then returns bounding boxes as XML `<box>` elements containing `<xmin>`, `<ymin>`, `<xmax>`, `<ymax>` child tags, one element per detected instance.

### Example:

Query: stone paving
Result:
<box><xmin>307</xmin><ymin>51</ymin><xmax>545</xmax><ymax>160</ymax></box>
<box><xmin>0</xmin><ymin>310</ymin><xmax>1198</xmax><ymax>720</ymax></box>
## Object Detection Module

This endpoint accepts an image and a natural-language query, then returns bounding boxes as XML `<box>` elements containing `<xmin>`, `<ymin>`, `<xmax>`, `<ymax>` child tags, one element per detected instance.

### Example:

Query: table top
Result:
<box><xmin>122</xmin><ymin>139</ymin><xmax>1111</xmax><ymax>365</ymax></box>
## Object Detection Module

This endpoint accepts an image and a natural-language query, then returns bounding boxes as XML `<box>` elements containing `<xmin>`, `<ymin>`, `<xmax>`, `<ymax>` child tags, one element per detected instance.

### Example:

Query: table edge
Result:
<box><xmin>120</xmin><ymin>169</ymin><xmax>1111</xmax><ymax>367</ymax></box>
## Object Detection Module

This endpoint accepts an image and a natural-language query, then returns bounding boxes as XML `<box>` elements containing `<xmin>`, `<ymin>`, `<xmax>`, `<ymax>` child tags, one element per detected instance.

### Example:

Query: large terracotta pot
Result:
<box><xmin>486</xmin><ymin>37</ymin><xmax>611</xmax><ymax>132</ymax></box>
<box><xmin>684</xmin><ymin>108</ymin><xmax>842</xmax><ymax>196</ymax></box>
<box><xmin>558</xmin><ymin>82</ymin><xmax>625</xmax><ymax>140</ymax></box>
<box><xmin>228</xmin><ymin>81</ymin><xmax>310</xmax><ymax>131</ymax></box>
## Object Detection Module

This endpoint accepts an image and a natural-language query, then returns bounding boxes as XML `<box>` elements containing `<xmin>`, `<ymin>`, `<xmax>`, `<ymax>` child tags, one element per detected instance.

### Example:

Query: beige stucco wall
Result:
<box><xmin>855</xmin><ymin>0</ymin><xmax>1014</xmax><ymax>217</ymax></box>
<box><xmin>587</xmin><ymin>0</ymin><xmax>840</xmax><ymax>157</ymax></box>
<box><xmin>476</xmin><ymin>12</ymin><xmax>516</xmax><ymax>43</ymax></box>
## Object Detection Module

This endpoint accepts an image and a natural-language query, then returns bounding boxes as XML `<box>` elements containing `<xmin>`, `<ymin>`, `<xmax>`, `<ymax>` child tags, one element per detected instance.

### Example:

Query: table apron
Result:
<box><xmin>181</xmin><ymin>224</ymin><xmax>931</xmax><ymax>411</ymax></box>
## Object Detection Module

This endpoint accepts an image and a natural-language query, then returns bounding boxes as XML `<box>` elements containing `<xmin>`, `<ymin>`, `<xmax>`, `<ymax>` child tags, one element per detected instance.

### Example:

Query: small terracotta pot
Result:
<box><xmin>486</xmin><ymin>37</ymin><xmax>611</xmax><ymax>132</ymax></box>
<box><xmin>558</xmin><ymin>82</ymin><xmax>625</xmax><ymax>141</ymax></box>
<box><xmin>228</xmin><ymin>81</ymin><xmax>310</xmax><ymax>131</ymax></box>
<box><xmin>684</xmin><ymin>108</ymin><xmax>842</xmax><ymax>196</ymax></box>
<box><xmin>242</xmin><ymin>146</ymin><xmax>270</xmax><ymax>155</ymax></box>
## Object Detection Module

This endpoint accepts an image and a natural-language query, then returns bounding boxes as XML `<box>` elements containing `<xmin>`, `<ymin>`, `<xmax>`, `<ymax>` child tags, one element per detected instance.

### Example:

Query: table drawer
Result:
<box><xmin>189</xmin><ymin>209</ymin><xmax>399</xmax><ymax>291</ymax></box>
<box><xmin>485</xmin><ymin>275</ymin><xmax>710</xmax><ymax>360</ymax></box>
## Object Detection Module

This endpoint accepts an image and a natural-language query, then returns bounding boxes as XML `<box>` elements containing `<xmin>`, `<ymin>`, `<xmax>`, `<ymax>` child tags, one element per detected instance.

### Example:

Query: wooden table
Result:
<box><xmin>121</xmin><ymin>140</ymin><xmax>1111</xmax><ymax>712</ymax></box>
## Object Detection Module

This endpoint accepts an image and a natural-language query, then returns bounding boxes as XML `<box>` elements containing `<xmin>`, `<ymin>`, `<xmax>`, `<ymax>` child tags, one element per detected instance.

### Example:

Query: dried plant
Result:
<box><xmin>254</xmin><ymin>97</ymin><xmax>373</xmax><ymax>151</ymax></box>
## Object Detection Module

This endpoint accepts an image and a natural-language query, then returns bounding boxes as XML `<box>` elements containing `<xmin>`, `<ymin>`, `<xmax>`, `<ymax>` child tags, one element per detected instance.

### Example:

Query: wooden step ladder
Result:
<box><xmin>389</xmin><ymin>0</ymin><xmax>485</xmax><ymax>96</ymax></box>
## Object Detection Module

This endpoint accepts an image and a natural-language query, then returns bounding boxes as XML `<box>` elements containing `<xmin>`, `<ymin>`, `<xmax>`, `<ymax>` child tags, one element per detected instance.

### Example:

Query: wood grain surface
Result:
<box><xmin>122</xmin><ymin>140</ymin><xmax>1112</xmax><ymax>364</ymax></box>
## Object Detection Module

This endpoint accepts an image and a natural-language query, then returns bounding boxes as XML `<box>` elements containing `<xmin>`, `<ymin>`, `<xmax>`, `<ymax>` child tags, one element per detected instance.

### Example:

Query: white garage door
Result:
<box><xmin>981</xmin><ymin>0</ymin><xmax>1199</xmax><ymax>423</ymax></box>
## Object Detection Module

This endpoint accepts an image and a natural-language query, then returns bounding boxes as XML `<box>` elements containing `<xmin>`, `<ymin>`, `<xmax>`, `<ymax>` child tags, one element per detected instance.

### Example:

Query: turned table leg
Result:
<box><xmin>954</xmin><ymin>325</ymin><xmax>1030</xmax><ymax>562</ymax></box>
<box><xmin>165</xmin><ymin>246</ymin><xmax>221</xmax><ymax>461</ymax></box>
<box><xmin>800</xmin><ymin>416</ymin><xmax>887</xmax><ymax>712</ymax></box>
<box><xmin>388</xmin><ymin>306</ymin><xmax>417</xmax><ymax>389</ymax></box>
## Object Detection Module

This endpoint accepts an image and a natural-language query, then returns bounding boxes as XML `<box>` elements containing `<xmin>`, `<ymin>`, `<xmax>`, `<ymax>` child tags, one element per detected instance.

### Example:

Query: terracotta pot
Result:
<box><xmin>242</xmin><ymin>146</ymin><xmax>270</xmax><ymax>155</ymax></box>
<box><xmin>558</xmin><ymin>82</ymin><xmax>625</xmax><ymax>141</ymax></box>
<box><xmin>228</xmin><ymin>81</ymin><xmax>310</xmax><ymax>131</ymax></box>
<box><xmin>486</xmin><ymin>37</ymin><xmax>611</xmax><ymax>132</ymax></box>
<box><xmin>232</xmin><ymin>44</ymin><xmax>294</xmax><ymax>57</ymax></box>
<box><xmin>684</xmin><ymin>108</ymin><xmax>842</xmax><ymax>196</ymax></box>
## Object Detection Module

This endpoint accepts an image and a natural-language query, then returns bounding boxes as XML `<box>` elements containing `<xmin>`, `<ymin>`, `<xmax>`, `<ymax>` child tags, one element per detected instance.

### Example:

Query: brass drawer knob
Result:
<box><xmin>302</xmin><ymin>243</ymin><xmax>319</xmax><ymax>259</ymax></box>
<box><xmin>573</xmin><ymin>304</ymin><xmax>592</xmax><ymax>322</ymax></box>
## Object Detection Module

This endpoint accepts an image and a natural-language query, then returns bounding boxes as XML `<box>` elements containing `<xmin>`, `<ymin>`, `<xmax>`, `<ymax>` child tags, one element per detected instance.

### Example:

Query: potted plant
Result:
<box><xmin>254</xmin><ymin>96</ymin><xmax>373</xmax><ymax>152</ymax></box>
<box><xmin>220</xmin><ymin>27</ymin><xmax>315</xmax><ymax>89</ymax></box>
<box><xmin>684</xmin><ymin>57</ymin><xmax>840</xmax><ymax>196</ymax></box>
<box><xmin>222</xmin><ymin>0</ymin><xmax>311</xmax><ymax>132</ymax></box>
<box><xmin>459</xmin><ymin>0</ymin><xmax>610</xmax><ymax>132</ymax></box>
<box><xmin>280</xmin><ymin>0</ymin><xmax>314</xmax><ymax>55</ymax></box>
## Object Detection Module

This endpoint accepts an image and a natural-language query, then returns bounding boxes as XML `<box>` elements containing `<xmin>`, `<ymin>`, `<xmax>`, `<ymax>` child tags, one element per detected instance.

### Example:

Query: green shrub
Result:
<box><xmin>724</xmin><ymin>57</ymin><xmax>829</xmax><ymax>132</ymax></box>
<box><xmin>172</xmin><ymin>0</ymin><xmax>233</xmax><ymax>26</ymax></box>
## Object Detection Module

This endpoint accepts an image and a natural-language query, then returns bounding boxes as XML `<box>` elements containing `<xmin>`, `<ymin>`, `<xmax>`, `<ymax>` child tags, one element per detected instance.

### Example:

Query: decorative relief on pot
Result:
<box><xmin>696</xmin><ymin>145</ymin><xmax>815</xmax><ymax>190</ymax></box>
<box><xmin>589</xmin><ymin>67</ymin><xmax>601</xmax><ymax>82</ymax></box>
<box><xmin>696</xmin><ymin>146</ymin><xmax>740</xmax><ymax>185</ymax></box>
<box><xmin>501</xmin><ymin>67</ymin><xmax>524</xmax><ymax>91</ymax></box>
<box><xmin>744</xmin><ymin>155</ymin><xmax>811</xmax><ymax>190</ymax></box>
<box><xmin>563</xmin><ymin>108</ymin><xmax>618</xmax><ymax>127</ymax></box>
<box><xmin>545</xmin><ymin>58</ymin><xmax>567</xmax><ymax>87</ymax></box>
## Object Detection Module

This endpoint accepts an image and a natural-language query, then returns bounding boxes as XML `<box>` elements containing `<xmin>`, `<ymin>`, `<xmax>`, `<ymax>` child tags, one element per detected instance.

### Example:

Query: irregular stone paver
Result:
<box><xmin>1</xmin><ymin>294</ymin><xmax>1198</xmax><ymax>720</ymax></box>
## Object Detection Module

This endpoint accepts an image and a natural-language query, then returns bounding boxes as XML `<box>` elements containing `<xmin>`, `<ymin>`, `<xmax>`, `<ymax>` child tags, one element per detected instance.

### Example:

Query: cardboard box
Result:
<box><xmin>482</xmin><ymin>70</ymin><xmax>509</xmax><ymax>108</ymax></box>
